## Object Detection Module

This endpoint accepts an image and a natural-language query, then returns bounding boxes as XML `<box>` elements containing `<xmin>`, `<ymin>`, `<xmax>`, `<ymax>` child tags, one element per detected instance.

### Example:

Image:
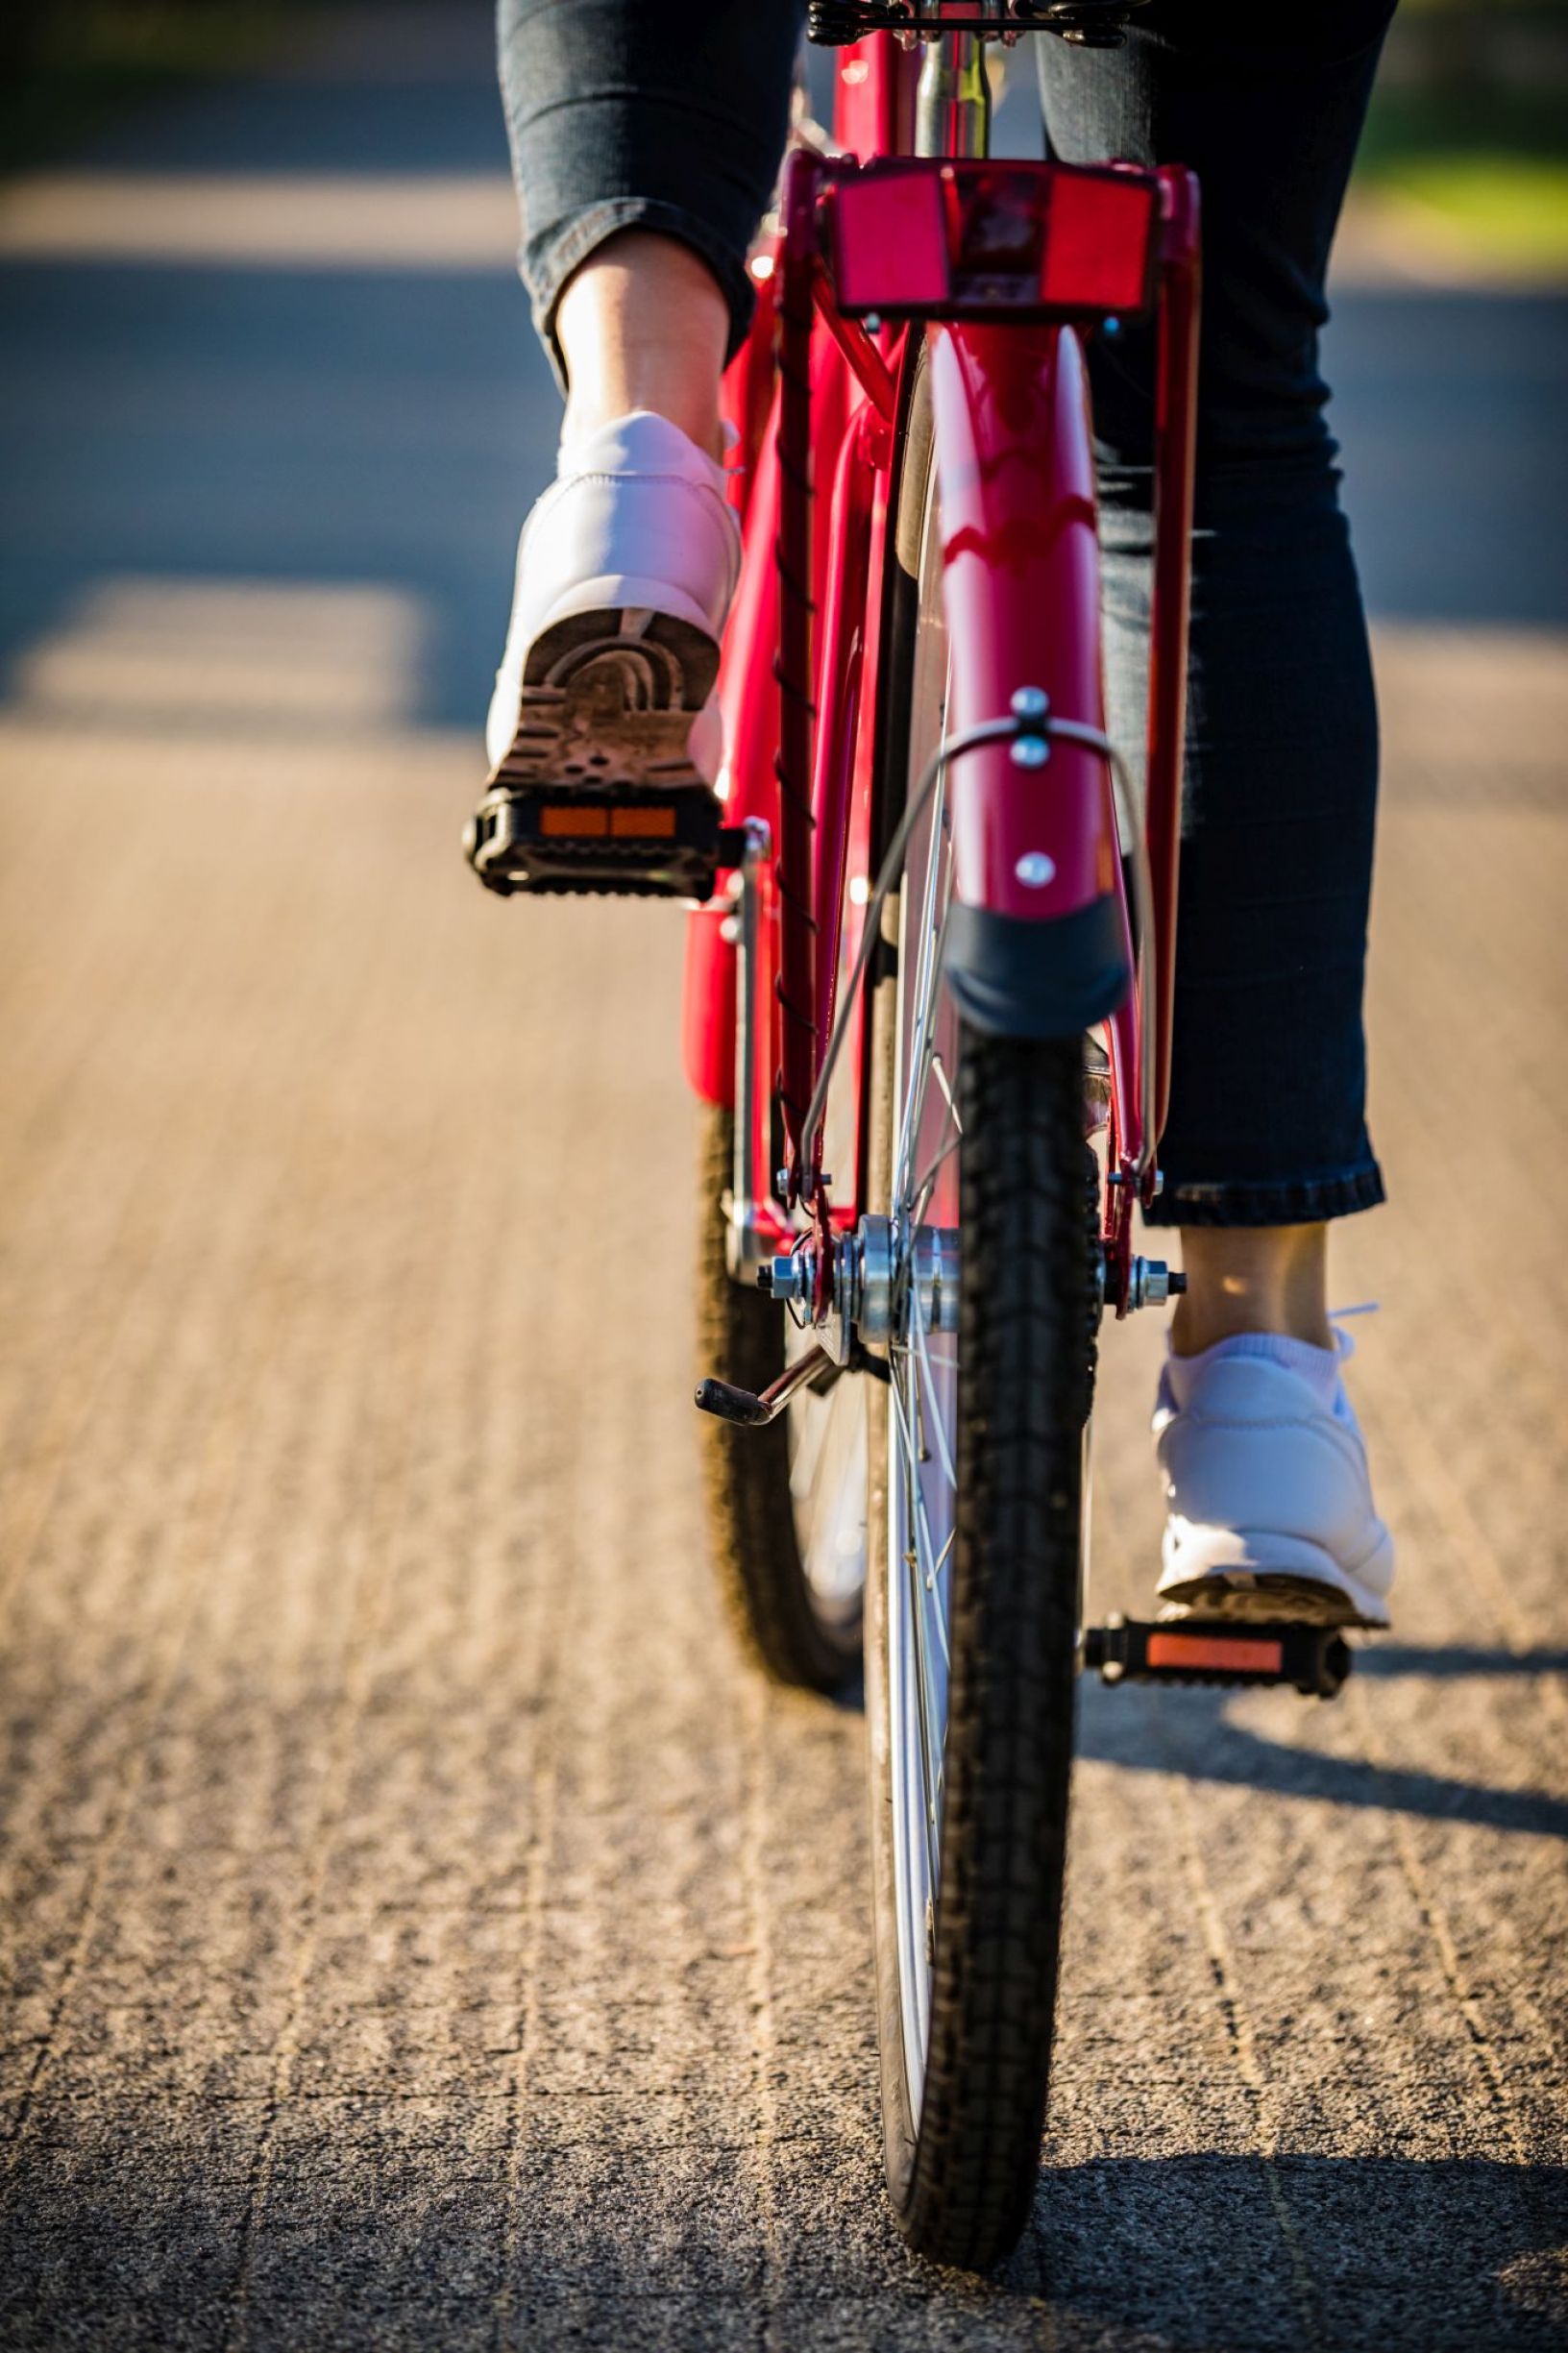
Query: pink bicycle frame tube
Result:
<box><xmin>811</xmin><ymin>407</ymin><xmax>879</xmax><ymax>1105</ymax></box>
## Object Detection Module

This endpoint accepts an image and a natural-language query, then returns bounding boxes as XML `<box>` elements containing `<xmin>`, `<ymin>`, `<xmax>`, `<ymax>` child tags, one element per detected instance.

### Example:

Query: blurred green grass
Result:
<box><xmin>1356</xmin><ymin>2</ymin><xmax>1568</xmax><ymax>268</ymax></box>
<box><xmin>1</xmin><ymin>2</ymin><xmax>295</xmax><ymax>174</ymax></box>
<box><xmin>1362</xmin><ymin>156</ymin><xmax>1568</xmax><ymax>267</ymax></box>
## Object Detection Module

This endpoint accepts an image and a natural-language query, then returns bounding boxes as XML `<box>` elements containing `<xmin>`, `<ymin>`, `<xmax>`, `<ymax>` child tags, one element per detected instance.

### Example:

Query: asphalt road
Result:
<box><xmin>1</xmin><ymin>10</ymin><xmax>1566</xmax><ymax>2348</ymax></box>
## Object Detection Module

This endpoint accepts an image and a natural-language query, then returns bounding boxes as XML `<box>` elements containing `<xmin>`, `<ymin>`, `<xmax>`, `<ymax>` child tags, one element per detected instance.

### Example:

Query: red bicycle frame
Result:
<box><xmin>680</xmin><ymin>32</ymin><xmax>1199</xmax><ymax>1316</ymax></box>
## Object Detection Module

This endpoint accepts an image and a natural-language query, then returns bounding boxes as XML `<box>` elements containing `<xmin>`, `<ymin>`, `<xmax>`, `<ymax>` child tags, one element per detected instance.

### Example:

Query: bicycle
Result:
<box><xmin>469</xmin><ymin>0</ymin><xmax>1356</xmax><ymax>2274</ymax></box>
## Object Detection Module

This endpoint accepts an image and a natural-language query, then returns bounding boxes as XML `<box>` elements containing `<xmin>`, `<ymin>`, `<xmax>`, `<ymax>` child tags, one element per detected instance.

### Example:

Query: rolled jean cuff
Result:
<box><xmin>1142</xmin><ymin>1158</ymin><xmax>1386</xmax><ymax>1230</ymax></box>
<box><xmin>525</xmin><ymin>199</ymin><xmax>758</xmax><ymax>393</ymax></box>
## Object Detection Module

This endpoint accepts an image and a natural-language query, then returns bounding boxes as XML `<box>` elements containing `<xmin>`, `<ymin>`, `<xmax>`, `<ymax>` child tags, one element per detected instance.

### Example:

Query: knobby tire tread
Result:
<box><xmin>901</xmin><ymin>1027</ymin><xmax>1092</xmax><ymax>2267</ymax></box>
<box><xmin>864</xmin><ymin>343</ymin><xmax>1098</xmax><ymax>2267</ymax></box>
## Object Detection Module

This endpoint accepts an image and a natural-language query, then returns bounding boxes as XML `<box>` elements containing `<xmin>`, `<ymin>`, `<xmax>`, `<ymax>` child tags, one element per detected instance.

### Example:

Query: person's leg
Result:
<box><xmin>1172</xmin><ymin>1226</ymin><xmax>1331</xmax><ymax>1356</ymax></box>
<box><xmin>1040</xmin><ymin>2</ymin><xmax>1399</xmax><ymax>1623</ymax></box>
<box><xmin>498</xmin><ymin>0</ymin><xmax>801</xmax><ymax>401</ymax></box>
<box><xmin>1040</xmin><ymin>0</ymin><xmax>1396</xmax><ymax>1337</ymax></box>
<box><xmin>475</xmin><ymin>1</ymin><xmax>801</xmax><ymax>847</ymax></box>
<box><xmin>555</xmin><ymin>232</ymin><xmax>730</xmax><ymax>459</ymax></box>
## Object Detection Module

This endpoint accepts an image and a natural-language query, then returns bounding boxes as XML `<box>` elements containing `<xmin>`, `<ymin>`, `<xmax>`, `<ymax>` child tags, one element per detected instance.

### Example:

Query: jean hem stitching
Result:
<box><xmin>527</xmin><ymin>199</ymin><xmax>755</xmax><ymax>386</ymax></box>
<box><xmin>1142</xmin><ymin>1160</ymin><xmax>1386</xmax><ymax>1228</ymax></box>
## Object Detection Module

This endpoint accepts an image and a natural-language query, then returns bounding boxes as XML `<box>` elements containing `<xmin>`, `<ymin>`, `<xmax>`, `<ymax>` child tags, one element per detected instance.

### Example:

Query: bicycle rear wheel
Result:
<box><xmin>864</xmin><ymin>361</ymin><xmax>1100</xmax><ymax>2267</ymax></box>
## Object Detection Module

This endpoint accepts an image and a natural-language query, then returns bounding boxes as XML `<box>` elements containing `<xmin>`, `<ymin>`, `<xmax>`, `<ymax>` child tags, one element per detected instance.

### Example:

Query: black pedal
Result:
<box><xmin>1082</xmin><ymin>1614</ymin><xmax>1352</xmax><ymax>1700</ymax></box>
<box><xmin>465</xmin><ymin>787</ymin><xmax>747</xmax><ymax>901</ymax></box>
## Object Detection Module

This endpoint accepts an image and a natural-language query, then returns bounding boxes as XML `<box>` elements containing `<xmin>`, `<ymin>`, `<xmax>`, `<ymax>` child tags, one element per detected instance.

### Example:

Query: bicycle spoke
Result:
<box><xmin>890</xmin><ymin>1360</ymin><xmax>949</xmax><ymax>1874</ymax></box>
<box><xmin>930</xmin><ymin>1047</ymin><xmax>960</xmax><ymax>1129</ymax></box>
<box><xmin>895</xmin><ymin>894</ymin><xmax>955</xmax><ymax>1218</ymax></box>
<box><xmin>897</xmin><ymin>1328</ymin><xmax>955</xmax><ymax>1730</ymax></box>
<box><xmin>920</xmin><ymin>1519</ymin><xmax>954</xmax><ymax>1672</ymax></box>
<box><xmin>910</xmin><ymin>1119</ymin><xmax>961</xmax><ymax>1227</ymax></box>
<box><xmin>909</xmin><ymin>1287</ymin><xmax>958</xmax><ymax>1496</ymax></box>
<box><xmin>893</xmin><ymin>801</ymin><xmax>954</xmax><ymax>1216</ymax></box>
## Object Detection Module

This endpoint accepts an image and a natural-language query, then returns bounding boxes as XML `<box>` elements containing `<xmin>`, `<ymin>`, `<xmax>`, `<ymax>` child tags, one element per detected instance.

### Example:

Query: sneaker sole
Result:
<box><xmin>1157</xmin><ymin>1573</ymin><xmax>1387</xmax><ymax>1631</ymax></box>
<box><xmin>505</xmin><ymin>606</ymin><xmax>721</xmax><ymax>787</ymax></box>
<box><xmin>468</xmin><ymin>609</ymin><xmax>724</xmax><ymax>898</ymax></box>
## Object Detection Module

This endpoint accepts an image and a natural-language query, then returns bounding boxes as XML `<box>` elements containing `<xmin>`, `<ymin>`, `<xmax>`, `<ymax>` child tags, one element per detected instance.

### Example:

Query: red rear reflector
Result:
<box><xmin>829</xmin><ymin>159</ymin><xmax>1159</xmax><ymax>323</ymax></box>
<box><xmin>611</xmin><ymin>807</ymin><xmax>677</xmax><ymax>839</ymax></box>
<box><xmin>1146</xmin><ymin>1633</ymin><xmax>1285</xmax><ymax>1676</ymax></box>
<box><xmin>1039</xmin><ymin>169</ymin><xmax>1159</xmax><ymax>312</ymax></box>
<box><xmin>540</xmin><ymin>807</ymin><xmax>608</xmax><ymax>838</ymax></box>
<box><xmin>833</xmin><ymin>172</ymin><xmax>949</xmax><ymax>310</ymax></box>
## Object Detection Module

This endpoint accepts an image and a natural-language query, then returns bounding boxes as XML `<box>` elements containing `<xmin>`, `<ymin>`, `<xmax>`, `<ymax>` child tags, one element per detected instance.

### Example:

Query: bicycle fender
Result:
<box><xmin>926</xmin><ymin>321</ymin><xmax>1131</xmax><ymax>1032</ymax></box>
<box><xmin>943</xmin><ymin>893</ymin><xmax>1128</xmax><ymax>1039</ymax></box>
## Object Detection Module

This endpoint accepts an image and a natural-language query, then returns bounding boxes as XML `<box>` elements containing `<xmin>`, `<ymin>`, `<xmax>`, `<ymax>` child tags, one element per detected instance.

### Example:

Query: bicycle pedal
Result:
<box><xmin>1082</xmin><ymin>1614</ymin><xmax>1352</xmax><ymax>1700</ymax></box>
<box><xmin>464</xmin><ymin>786</ymin><xmax>747</xmax><ymax>901</ymax></box>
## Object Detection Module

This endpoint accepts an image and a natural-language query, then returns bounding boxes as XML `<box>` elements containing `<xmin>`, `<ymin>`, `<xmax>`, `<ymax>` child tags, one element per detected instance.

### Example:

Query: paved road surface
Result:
<box><xmin>2</xmin><ymin>11</ymin><xmax>1565</xmax><ymax>2347</ymax></box>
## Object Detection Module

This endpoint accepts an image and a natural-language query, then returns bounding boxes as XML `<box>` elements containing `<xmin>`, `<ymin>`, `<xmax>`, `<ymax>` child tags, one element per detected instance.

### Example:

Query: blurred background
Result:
<box><xmin>1</xmin><ymin>6</ymin><xmax>1565</xmax><ymax>2348</ymax></box>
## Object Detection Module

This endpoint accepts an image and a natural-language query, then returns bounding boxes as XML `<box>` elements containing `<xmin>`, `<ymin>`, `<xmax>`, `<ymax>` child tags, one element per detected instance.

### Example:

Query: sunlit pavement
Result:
<box><xmin>1</xmin><ymin>10</ymin><xmax>1565</xmax><ymax>2347</ymax></box>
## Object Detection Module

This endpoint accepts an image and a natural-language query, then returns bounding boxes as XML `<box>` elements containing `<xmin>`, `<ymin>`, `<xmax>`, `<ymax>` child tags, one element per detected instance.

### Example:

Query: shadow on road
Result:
<box><xmin>1028</xmin><ymin>2155</ymin><xmax>1568</xmax><ymax>2350</ymax></box>
<box><xmin>1078</xmin><ymin>1665</ymin><xmax>1568</xmax><ymax>1840</ymax></box>
<box><xmin>3</xmin><ymin>274</ymin><xmax>1562</xmax><ymax>741</ymax></box>
<box><xmin>4</xmin><ymin>2127</ymin><xmax>1563</xmax><ymax>2349</ymax></box>
<box><xmin>0</xmin><ymin>258</ymin><xmax>554</xmax><ymax>736</ymax></box>
<box><xmin>1356</xmin><ymin>1644</ymin><xmax>1568</xmax><ymax>1679</ymax></box>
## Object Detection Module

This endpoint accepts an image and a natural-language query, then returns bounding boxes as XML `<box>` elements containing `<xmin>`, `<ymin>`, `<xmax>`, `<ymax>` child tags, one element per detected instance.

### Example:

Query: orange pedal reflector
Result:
<box><xmin>1146</xmin><ymin>1632</ymin><xmax>1285</xmax><ymax>1676</ymax></box>
<box><xmin>540</xmin><ymin>806</ymin><xmax>609</xmax><ymax>838</ymax></box>
<box><xmin>610</xmin><ymin>806</ymin><xmax>677</xmax><ymax>840</ymax></box>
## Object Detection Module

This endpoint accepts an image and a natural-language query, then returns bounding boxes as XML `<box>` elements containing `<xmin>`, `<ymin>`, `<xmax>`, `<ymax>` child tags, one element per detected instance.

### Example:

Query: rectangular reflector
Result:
<box><xmin>611</xmin><ymin>807</ymin><xmax>677</xmax><ymax>839</ymax></box>
<box><xmin>828</xmin><ymin>159</ymin><xmax>1159</xmax><ymax>324</ymax></box>
<box><xmin>540</xmin><ymin>807</ymin><xmax>609</xmax><ymax>838</ymax></box>
<box><xmin>833</xmin><ymin>171</ymin><xmax>950</xmax><ymax>311</ymax></box>
<box><xmin>1146</xmin><ymin>1633</ymin><xmax>1285</xmax><ymax>1676</ymax></box>
<box><xmin>1038</xmin><ymin>170</ymin><xmax>1159</xmax><ymax>312</ymax></box>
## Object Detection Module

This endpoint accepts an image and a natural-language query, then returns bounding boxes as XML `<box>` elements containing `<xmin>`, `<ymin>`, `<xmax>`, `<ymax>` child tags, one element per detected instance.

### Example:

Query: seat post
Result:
<box><xmin>915</xmin><ymin>24</ymin><xmax>993</xmax><ymax>159</ymax></box>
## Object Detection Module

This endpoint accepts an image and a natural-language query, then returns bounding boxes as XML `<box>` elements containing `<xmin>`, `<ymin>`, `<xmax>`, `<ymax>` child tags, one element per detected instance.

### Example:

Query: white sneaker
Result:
<box><xmin>1152</xmin><ymin>1328</ymin><xmax>1395</xmax><ymax>1629</ymax></box>
<box><xmin>484</xmin><ymin>409</ymin><xmax>742</xmax><ymax>789</ymax></box>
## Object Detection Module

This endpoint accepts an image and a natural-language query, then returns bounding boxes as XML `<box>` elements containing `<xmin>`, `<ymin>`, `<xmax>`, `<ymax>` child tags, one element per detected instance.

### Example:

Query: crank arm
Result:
<box><xmin>695</xmin><ymin>1344</ymin><xmax>838</xmax><ymax>1429</ymax></box>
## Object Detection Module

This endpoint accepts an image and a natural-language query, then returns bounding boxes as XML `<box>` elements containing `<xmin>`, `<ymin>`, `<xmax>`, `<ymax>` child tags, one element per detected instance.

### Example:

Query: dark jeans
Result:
<box><xmin>498</xmin><ymin>0</ymin><xmax>1397</xmax><ymax>1227</ymax></box>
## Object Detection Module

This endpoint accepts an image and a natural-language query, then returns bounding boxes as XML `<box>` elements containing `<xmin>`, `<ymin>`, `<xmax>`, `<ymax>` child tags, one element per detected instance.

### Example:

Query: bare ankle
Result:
<box><xmin>1170</xmin><ymin>1223</ymin><xmax>1333</xmax><ymax>1355</ymax></box>
<box><xmin>555</xmin><ymin>232</ymin><xmax>728</xmax><ymax>461</ymax></box>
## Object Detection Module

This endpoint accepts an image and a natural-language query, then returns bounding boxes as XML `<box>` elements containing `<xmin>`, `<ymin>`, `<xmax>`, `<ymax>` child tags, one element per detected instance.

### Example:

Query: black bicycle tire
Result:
<box><xmin>694</xmin><ymin>1103</ymin><xmax>863</xmax><ymax>1692</ymax></box>
<box><xmin>863</xmin><ymin>355</ymin><xmax>1098</xmax><ymax>2268</ymax></box>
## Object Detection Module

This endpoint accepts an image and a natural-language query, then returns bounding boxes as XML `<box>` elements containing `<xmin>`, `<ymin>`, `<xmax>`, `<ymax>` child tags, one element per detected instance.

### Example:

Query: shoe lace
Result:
<box><xmin>1328</xmin><ymin>1299</ymin><xmax>1379</xmax><ymax>1362</ymax></box>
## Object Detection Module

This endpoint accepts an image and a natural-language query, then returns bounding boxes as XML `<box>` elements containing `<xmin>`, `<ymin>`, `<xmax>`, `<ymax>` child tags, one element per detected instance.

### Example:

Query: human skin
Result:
<box><xmin>556</xmin><ymin>232</ymin><xmax>729</xmax><ymax>460</ymax></box>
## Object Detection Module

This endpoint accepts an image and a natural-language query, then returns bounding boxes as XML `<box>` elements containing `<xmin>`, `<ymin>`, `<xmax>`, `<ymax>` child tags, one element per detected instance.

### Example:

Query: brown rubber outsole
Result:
<box><xmin>1158</xmin><ymin>1573</ymin><xmax>1386</xmax><ymax>1631</ymax></box>
<box><xmin>468</xmin><ymin>607</ymin><xmax>724</xmax><ymax>898</ymax></box>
